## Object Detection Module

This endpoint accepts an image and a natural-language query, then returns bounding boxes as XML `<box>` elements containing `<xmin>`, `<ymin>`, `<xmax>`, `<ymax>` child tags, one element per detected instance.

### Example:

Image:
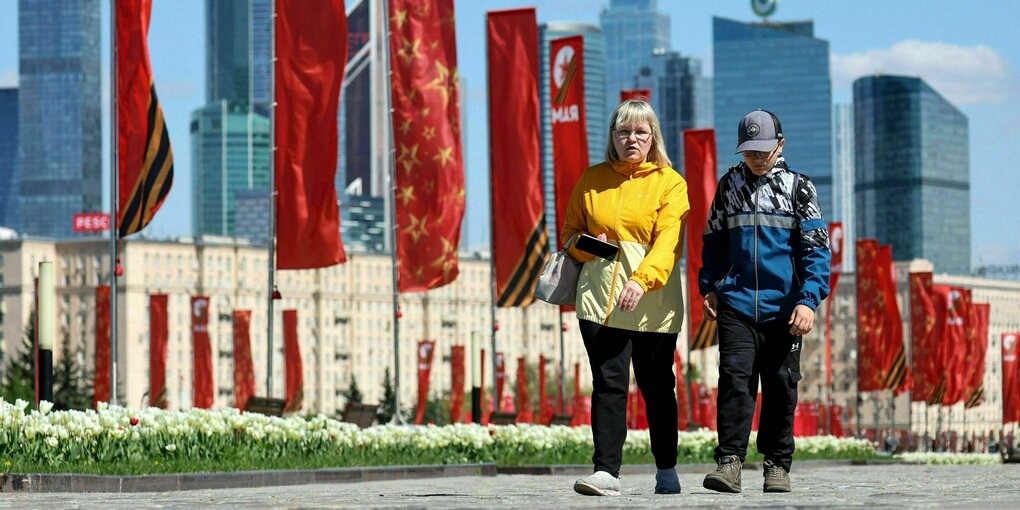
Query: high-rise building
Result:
<box><xmin>599</xmin><ymin>0</ymin><xmax>670</xmax><ymax>113</ymax></box>
<box><xmin>633</xmin><ymin>50</ymin><xmax>712</xmax><ymax>169</ymax></box>
<box><xmin>191</xmin><ymin>101</ymin><xmax>270</xmax><ymax>237</ymax></box>
<box><xmin>853</xmin><ymin>75</ymin><xmax>970</xmax><ymax>274</ymax></box>
<box><xmin>538</xmin><ymin>22</ymin><xmax>607</xmax><ymax>243</ymax></box>
<box><xmin>205</xmin><ymin>0</ymin><xmax>270</xmax><ymax>112</ymax></box>
<box><xmin>713</xmin><ymin>17</ymin><xmax>833</xmax><ymax>216</ymax></box>
<box><xmin>0</xmin><ymin>88</ymin><xmax>17</xmax><ymax>228</ymax></box>
<box><xmin>832</xmin><ymin>103</ymin><xmax>855</xmax><ymax>271</ymax></box>
<box><xmin>16</xmin><ymin>0</ymin><xmax>101</xmax><ymax>238</ymax></box>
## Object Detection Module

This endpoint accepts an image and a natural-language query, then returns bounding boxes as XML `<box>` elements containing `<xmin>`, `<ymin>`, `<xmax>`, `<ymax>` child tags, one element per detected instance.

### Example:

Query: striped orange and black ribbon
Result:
<box><xmin>690</xmin><ymin>319</ymin><xmax>718</xmax><ymax>351</ymax></box>
<box><xmin>497</xmin><ymin>215</ymin><xmax>549</xmax><ymax>307</ymax></box>
<box><xmin>926</xmin><ymin>377</ymin><xmax>947</xmax><ymax>406</ymax></box>
<box><xmin>883</xmin><ymin>346</ymin><xmax>909</xmax><ymax>392</ymax></box>
<box><xmin>120</xmin><ymin>83</ymin><xmax>174</xmax><ymax>237</ymax></box>
<box><xmin>964</xmin><ymin>383</ymin><xmax>984</xmax><ymax>409</ymax></box>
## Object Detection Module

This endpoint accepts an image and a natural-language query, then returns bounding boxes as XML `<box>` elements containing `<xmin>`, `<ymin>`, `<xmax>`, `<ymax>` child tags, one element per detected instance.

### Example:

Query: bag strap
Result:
<box><xmin>561</xmin><ymin>232</ymin><xmax>581</xmax><ymax>252</ymax></box>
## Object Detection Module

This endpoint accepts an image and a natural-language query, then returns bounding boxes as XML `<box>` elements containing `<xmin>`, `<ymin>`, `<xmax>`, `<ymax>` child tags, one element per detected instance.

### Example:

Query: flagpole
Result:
<box><xmin>557</xmin><ymin>312</ymin><xmax>567</xmax><ymax>414</ymax></box>
<box><xmin>109</xmin><ymin>0</ymin><xmax>119</xmax><ymax>406</ymax></box>
<box><xmin>266</xmin><ymin>0</ymin><xmax>277</xmax><ymax>398</ymax></box>
<box><xmin>485</xmin><ymin>30</ymin><xmax>498</xmax><ymax>423</ymax></box>
<box><xmin>380</xmin><ymin>0</ymin><xmax>405</xmax><ymax>425</ymax></box>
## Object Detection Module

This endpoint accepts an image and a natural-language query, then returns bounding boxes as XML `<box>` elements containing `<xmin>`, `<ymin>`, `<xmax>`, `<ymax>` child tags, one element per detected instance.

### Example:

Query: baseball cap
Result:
<box><xmin>735</xmin><ymin>109</ymin><xmax>783</xmax><ymax>154</ymax></box>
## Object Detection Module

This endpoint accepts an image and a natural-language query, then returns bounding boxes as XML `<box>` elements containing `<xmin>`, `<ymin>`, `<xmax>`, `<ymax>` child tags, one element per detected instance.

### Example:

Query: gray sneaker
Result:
<box><xmin>703</xmin><ymin>455</ymin><xmax>742</xmax><ymax>493</ymax></box>
<box><xmin>574</xmin><ymin>470</ymin><xmax>621</xmax><ymax>496</ymax></box>
<box><xmin>763</xmin><ymin>459</ymin><xmax>791</xmax><ymax>492</ymax></box>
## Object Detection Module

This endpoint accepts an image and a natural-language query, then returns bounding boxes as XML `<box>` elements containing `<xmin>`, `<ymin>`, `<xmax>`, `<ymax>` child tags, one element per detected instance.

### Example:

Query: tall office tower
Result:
<box><xmin>16</xmin><ymin>0</ymin><xmax>101</xmax><ymax>238</ymax></box>
<box><xmin>191</xmin><ymin>102</ymin><xmax>271</xmax><ymax>237</ymax></box>
<box><xmin>195</xmin><ymin>0</ymin><xmax>272</xmax><ymax>237</ymax></box>
<box><xmin>206</xmin><ymin>0</ymin><xmax>270</xmax><ymax>111</ymax></box>
<box><xmin>854</xmin><ymin>75</ymin><xmax>970</xmax><ymax>274</ymax></box>
<box><xmin>600</xmin><ymin>0</ymin><xmax>670</xmax><ymax>113</ymax></box>
<box><xmin>832</xmin><ymin>103</ymin><xmax>855</xmax><ymax>271</ymax></box>
<box><xmin>0</xmin><ymin>88</ymin><xmax>17</xmax><ymax>228</ymax></box>
<box><xmin>713</xmin><ymin>17</ymin><xmax>833</xmax><ymax>216</ymax></box>
<box><xmin>538</xmin><ymin>22</ymin><xmax>607</xmax><ymax>243</ymax></box>
<box><xmin>633</xmin><ymin>50</ymin><xmax>712</xmax><ymax>170</ymax></box>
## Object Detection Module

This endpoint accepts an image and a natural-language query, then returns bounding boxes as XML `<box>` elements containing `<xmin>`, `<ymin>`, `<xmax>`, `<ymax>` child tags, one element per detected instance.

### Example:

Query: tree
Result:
<box><xmin>377</xmin><ymin>367</ymin><xmax>400</xmax><ymax>423</ymax></box>
<box><xmin>0</xmin><ymin>313</ymin><xmax>37</xmax><ymax>407</ymax></box>
<box><xmin>52</xmin><ymin>332</ymin><xmax>91</xmax><ymax>410</ymax></box>
<box><xmin>343</xmin><ymin>374</ymin><xmax>363</xmax><ymax>404</ymax></box>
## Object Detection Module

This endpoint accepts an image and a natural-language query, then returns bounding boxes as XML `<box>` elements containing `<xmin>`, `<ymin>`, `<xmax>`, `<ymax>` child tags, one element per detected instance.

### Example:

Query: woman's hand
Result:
<box><xmin>617</xmin><ymin>280</ymin><xmax>645</xmax><ymax>312</ymax></box>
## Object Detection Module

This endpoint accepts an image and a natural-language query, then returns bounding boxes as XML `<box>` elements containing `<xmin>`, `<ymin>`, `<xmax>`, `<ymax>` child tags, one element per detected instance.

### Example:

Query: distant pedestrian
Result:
<box><xmin>563</xmin><ymin>98</ymin><xmax>690</xmax><ymax>496</ymax></box>
<box><xmin>699</xmin><ymin>109</ymin><xmax>831</xmax><ymax>493</ymax></box>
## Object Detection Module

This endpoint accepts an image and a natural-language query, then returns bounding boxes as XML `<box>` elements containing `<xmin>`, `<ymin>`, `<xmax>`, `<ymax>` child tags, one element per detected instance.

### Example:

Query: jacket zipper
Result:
<box><xmin>753</xmin><ymin>177</ymin><xmax>760</xmax><ymax>322</ymax></box>
<box><xmin>603</xmin><ymin>172</ymin><xmax>631</xmax><ymax>324</ymax></box>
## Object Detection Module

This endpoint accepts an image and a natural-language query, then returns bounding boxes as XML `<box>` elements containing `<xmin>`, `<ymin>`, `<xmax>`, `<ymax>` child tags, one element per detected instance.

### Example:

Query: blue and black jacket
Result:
<box><xmin>698</xmin><ymin>158</ymin><xmax>831</xmax><ymax>323</ymax></box>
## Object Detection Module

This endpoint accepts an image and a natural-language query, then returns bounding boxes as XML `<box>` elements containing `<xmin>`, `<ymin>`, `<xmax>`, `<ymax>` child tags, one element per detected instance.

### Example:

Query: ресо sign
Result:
<box><xmin>73</xmin><ymin>213</ymin><xmax>111</xmax><ymax>232</ymax></box>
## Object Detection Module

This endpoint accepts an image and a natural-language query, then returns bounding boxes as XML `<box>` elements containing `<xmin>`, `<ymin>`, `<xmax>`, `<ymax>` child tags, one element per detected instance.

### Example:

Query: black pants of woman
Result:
<box><xmin>579</xmin><ymin>319</ymin><xmax>679</xmax><ymax>478</ymax></box>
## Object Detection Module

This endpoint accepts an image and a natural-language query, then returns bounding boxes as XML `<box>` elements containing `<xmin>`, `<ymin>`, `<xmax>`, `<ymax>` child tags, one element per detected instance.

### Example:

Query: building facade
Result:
<box><xmin>599</xmin><ymin>0</ymin><xmax>670</xmax><ymax>114</ymax></box>
<box><xmin>713</xmin><ymin>17</ymin><xmax>833</xmax><ymax>216</ymax></box>
<box><xmin>853</xmin><ymin>75</ymin><xmax>970</xmax><ymax>275</ymax></box>
<box><xmin>16</xmin><ymin>0</ymin><xmax>102</xmax><ymax>238</ymax></box>
<box><xmin>0</xmin><ymin>88</ymin><xmax>17</xmax><ymax>229</ymax></box>
<box><xmin>538</xmin><ymin>22</ymin><xmax>607</xmax><ymax>244</ymax></box>
<box><xmin>190</xmin><ymin>101</ymin><xmax>270</xmax><ymax>237</ymax></box>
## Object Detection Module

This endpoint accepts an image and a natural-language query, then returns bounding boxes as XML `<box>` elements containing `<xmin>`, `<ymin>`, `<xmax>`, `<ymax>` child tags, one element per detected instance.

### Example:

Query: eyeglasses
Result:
<box><xmin>615</xmin><ymin>129</ymin><xmax>652</xmax><ymax>141</ymax></box>
<box><xmin>742</xmin><ymin>148</ymin><xmax>775</xmax><ymax>161</ymax></box>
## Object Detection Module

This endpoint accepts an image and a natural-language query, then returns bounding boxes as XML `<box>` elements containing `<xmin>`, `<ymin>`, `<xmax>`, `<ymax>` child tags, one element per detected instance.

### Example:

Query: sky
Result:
<box><xmin>1</xmin><ymin>0</ymin><xmax>1019</xmax><ymax>267</ymax></box>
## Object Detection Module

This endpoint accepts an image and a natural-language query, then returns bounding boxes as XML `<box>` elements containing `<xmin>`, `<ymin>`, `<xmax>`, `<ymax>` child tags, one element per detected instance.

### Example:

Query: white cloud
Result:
<box><xmin>832</xmin><ymin>40</ymin><xmax>1016</xmax><ymax>105</ymax></box>
<box><xmin>0</xmin><ymin>68</ymin><xmax>17</xmax><ymax>88</ymax></box>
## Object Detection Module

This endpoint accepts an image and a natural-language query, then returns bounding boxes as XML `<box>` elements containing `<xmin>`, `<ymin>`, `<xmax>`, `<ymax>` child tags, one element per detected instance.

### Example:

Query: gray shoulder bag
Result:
<box><xmin>534</xmin><ymin>233</ymin><xmax>581</xmax><ymax>305</ymax></box>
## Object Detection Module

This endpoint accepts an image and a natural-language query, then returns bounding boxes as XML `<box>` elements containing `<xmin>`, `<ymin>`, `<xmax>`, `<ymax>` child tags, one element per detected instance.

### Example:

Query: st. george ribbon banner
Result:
<box><xmin>685</xmin><ymin>129</ymin><xmax>718</xmax><ymax>351</ymax></box>
<box><xmin>909</xmin><ymin>272</ymin><xmax>938</xmax><ymax>403</ymax></box>
<box><xmin>487</xmin><ymin>8</ymin><xmax>548</xmax><ymax>307</ymax></box>
<box><xmin>550</xmin><ymin>35</ymin><xmax>589</xmax><ymax>248</ymax></box>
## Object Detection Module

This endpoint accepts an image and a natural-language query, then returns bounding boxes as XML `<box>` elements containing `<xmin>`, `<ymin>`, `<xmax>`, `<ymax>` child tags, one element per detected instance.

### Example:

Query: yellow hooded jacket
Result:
<box><xmin>561</xmin><ymin>160</ymin><xmax>690</xmax><ymax>333</ymax></box>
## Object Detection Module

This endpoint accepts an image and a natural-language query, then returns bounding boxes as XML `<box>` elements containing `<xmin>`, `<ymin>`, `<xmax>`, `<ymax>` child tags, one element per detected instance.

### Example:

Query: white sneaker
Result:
<box><xmin>573</xmin><ymin>470</ymin><xmax>621</xmax><ymax>496</ymax></box>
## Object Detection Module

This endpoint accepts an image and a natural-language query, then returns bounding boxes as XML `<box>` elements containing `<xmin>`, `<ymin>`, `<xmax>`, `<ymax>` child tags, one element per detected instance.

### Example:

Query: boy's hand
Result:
<box><xmin>789</xmin><ymin>304</ymin><xmax>815</xmax><ymax>335</ymax></box>
<box><xmin>703</xmin><ymin>292</ymin><xmax>719</xmax><ymax>320</ymax></box>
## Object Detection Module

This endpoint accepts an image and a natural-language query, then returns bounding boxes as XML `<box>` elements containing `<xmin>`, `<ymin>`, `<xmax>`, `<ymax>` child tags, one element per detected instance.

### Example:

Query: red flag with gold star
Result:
<box><xmin>876</xmin><ymin>246</ymin><xmax>910</xmax><ymax>394</ymax></box>
<box><xmin>909</xmin><ymin>272</ymin><xmax>939</xmax><ymax>402</ymax></box>
<box><xmin>962</xmin><ymin>303</ymin><xmax>990</xmax><ymax>408</ymax></box>
<box><xmin>856</xmin><ymin>240</ymin><xmax>909</xmax><ymax>392</ymax></box>
<box><xmin>488</xmin><ymin>8</ymin><xmax>548</xmax><ymax>307</ymax></box>
<box><xmin>941</xmin><ymin>287</ymin><xmax>971</xmax><ymax>405</ymax></box>
<box><xmin>388</xmin><ymin>0</ymin><xmax>466</xmax><ymax>291</ymax></box>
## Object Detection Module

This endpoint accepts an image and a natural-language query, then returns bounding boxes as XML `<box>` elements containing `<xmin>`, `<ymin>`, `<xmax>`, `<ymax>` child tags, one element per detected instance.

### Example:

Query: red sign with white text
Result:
<box><xmin>73</xmin><ymin>213</ymin><xmax>111</xmax><ymax>232</ymax></box>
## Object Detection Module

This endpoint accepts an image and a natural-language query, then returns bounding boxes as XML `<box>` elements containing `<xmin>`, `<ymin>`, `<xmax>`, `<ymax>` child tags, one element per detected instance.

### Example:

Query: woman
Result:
<box><xmin>563</xmin><ymin>99</ymin><xmax>690</xmax><ymax>496</ymax></box>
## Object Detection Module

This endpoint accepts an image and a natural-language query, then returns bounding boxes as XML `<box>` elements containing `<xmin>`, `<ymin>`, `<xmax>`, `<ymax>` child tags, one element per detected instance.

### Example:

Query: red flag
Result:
<box><xmin>909</xmin><ymin>272</ymin><xmax>938</xmax><ymax>402</ymax></box>
<box><xmin>824</xmin><ymin>222</ymin><xmax>845</xmax><ymax>386</ymax></box>
<box><xmin>450</xmin><ymin>345</ymin><xmax>465</xmax><ymax>423</ymax></box>
<box><xmin>275</xmin><ymin>0</ymin><xmax>347</xmax><ymax>270</ymax></box>
<box><xmin>148</xmin><ymin>294</ymin><xmax>168</xmax><ymax>408</ymax></box>
<box><xmin>94</xmin><ymin>286</ymin><xmax>111</xmax><ymax>408</ymax></box>
<box><xmin>550</xmin><ymin>35</ymin><xmax>589</xmax><ymax>249</ymax></box>
<box><xmin>232</xmin><ymin>310</ymin><xmax>255</xmax><ymax>410</ymax></box>
<box><xmin>282</xmin><ymin>309</ymin><xmax>303</xmax><ymax>412</ymax></box>
<box><xmin>675</xmin><ymin>350</ymin><xmax>688</xmax><ymax>430</ymax></box>
<box><xmin>516</xmin><ymin>357</ymin><xmax>532</xmax><ymax>422</ymax></box>
<box><xmin>488</xmin><ymin>8</ymin><xmax>548</xmax><ymax>306</ymax></box>
<box><xmin>684</xmin><ymin>129</ymin><xmax>718</xmax><ymax>351</ymax></box>
<box><xmin>538</xmin><ymin>355</ymin><xmax>549</xmax><ymax>422</ymax></box>
<box><xmin>620</xmin><ymin>89</ymin><xmax>651</xmax><ymax>102</ymax></box>
<box><xmin>414</xmin><ymin>340</ymin><xmax>436</xmax><ymax>424</ymax></box>
<box><xmin>191</xmin><ymin>296</ymin><xmax>213</xmax><ymax>408</ymax></box>
<box><xmin>1002</xmin><ymin>332</ymin><xmax>1020</xmax><ymax>424</ymax></box>
<box><xmin>389</xmin><ymin>0</ymin><xmax>466</xmax><ymax>291</ymax></box>
<box><xmin>963</xmin><ymin>303</ymin><xmax>990</xmax><ymax>408</ymax></box>
<box><xmin>856</xmin><ymin>241</ymin><xmax>909</xmax><ymax>392</ymax></box>
<box><xmin>572</xmin><ymin>362</ymin><xmax>586</xmax><ymax>426</ymax></box>
<box><xmin>941</xmin><ymin>288</ymin><xmax>971</xmax><ymax>405</ymax></box>
<box><xmin>877</xmin><ymin>246</ymin><xmax>910</xmax><ymax>394</ymax></box>
<box><xmin>116</xmin><ymin>0</ymin><xmax>173</xmax><ymax>237</ymax></box>
<box><xmin>495</xmin><ymin>352</ymin><xmax>507</xmax><ymax>405</ymax></box>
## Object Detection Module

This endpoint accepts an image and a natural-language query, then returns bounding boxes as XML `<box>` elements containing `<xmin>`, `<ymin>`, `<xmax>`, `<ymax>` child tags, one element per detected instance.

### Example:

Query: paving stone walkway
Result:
<box><xmin>2</xmin><ymin>463</ymin><xmax>1018</xmax><ymax>509</ymax></box>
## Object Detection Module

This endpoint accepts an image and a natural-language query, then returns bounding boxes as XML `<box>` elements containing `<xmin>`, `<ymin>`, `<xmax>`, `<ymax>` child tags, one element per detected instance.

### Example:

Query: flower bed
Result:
<box><xmin>897</xmin><ymin>452</ymin><xmax>1001</xmax><ymax>465</ymax></box>
<box><xmin>1</xmin><ymin>399</ymin><xmax>879</xmax><ymax>475</ymax></box>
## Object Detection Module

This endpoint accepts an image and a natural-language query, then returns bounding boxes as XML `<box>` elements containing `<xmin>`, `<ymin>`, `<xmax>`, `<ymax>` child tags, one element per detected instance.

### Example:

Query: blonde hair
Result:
<box><xmin>604</xmin><ymin>99</ymin><xmax>672</xmax><ymax>167</ymax></box>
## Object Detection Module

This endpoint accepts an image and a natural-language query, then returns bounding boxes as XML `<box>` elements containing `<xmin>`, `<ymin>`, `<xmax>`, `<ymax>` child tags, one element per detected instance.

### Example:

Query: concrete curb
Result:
<box><xmin>0</xmin><ymin>463</ymin><xmax>497</xmax><ymax>494</ymax></box>
<box><xmin>495</xmin><ymin>458</ymin><xmax>904</xmax><ymax>476</ymax></box>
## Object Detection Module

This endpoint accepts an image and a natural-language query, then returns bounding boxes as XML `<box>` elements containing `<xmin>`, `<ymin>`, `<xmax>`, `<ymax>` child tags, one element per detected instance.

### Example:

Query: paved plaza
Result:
<box><xmin>2</xmin><ymin>463</ymin><xmax>1018</xmax><ymax>509</ymax></box>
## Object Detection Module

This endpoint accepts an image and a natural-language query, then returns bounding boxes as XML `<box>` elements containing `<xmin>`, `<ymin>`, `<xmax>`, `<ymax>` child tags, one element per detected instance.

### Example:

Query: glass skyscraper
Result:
<box><xmin>853</xmin><ymin>75</ymin><xmax>970</xmax><ymax>274</ymax></box>
<box><xmin>832</xmin><ymin>103</ymin><xmax>855</xmax><ymax>271</ymax></box>
<box><xmin>713</xmin><ymin>17</ymin><xmax>833</xmax><ymax>216</ymax></box>
<box><xmin>205</xmin><ymin>0</ymin><xmax>270</xmax><ymax>111</ymax></box>
<box><xmin>17</xmin><ymin>0</ymin><xmax>101</xmax><ymax>238</ymax></box>
<box><xmin>538</xmin><ymin>22</ymin><xmax>607</xmax><ymax>244</ymax></box>
<box><xmin>191</xmin><ymin>101</ymin><xmax>270</xmax><ymax>236</ymax></box>
<box><xmin>0</xmin><ymin>88</ymin><xmax>17</xmax><ymax>228</ymax></box>
<box><xmin>599</xmin><ymin>0</ymin><xmax>670</xmax><ymax>114</ymax></box>
<box><xmin>633</xmin><ymin>50</ymin><xmax>712</xmax><ymax>169</ymax></box>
